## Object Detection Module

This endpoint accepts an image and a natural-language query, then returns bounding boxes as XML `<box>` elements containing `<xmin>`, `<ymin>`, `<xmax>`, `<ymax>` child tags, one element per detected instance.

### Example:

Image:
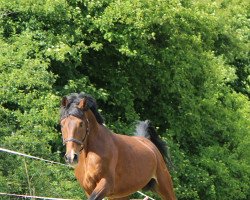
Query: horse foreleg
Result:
<box><xmin>88</xmin><ymin>178</ymin><xmax>112</xmax><ymax>200</ymax></box>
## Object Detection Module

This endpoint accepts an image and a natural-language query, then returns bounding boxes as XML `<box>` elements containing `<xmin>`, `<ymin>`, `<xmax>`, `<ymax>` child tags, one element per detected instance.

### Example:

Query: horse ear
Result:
<box><xmin>78</xmin><ymin>99</ymin><xmax>87</xmax><ymax>110</ymax></box>
<box><xmin>61</xmin><ymin>96</ymin><xmax>68</xmax><ymax>107</ymax></box>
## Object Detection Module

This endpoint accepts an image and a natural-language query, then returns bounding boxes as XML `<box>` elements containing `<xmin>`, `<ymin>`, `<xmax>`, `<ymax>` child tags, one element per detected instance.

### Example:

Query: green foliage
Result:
<box><xmin>0</xmin><ymin>0</ymin><xmax>249</xmax><ymax>199</ymax></box>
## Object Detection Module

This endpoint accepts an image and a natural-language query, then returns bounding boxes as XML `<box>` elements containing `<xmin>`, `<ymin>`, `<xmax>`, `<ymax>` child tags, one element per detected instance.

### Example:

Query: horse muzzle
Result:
<box><xmin>64</xmin><ymin>152</ymin><xmax>79</xmax><ymax>166</ymax></box>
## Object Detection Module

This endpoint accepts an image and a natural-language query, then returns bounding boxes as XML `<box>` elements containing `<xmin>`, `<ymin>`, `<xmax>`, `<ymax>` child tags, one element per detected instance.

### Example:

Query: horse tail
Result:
<box><xmin>135</xmin><ymin>120</ymin><xmax>174</xmax><ymax>170</ymax></box>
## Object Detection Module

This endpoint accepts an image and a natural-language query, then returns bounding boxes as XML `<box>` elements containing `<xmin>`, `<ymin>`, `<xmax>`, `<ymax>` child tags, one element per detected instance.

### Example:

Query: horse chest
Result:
<box><xmin>82</xmin><ymin>173</ymin><xmax>99</xmax><ymax>193</ymax></box>
<box><xmin>76</xmin><ymin>158</ymin><xmax>105</xmax><ymax>194</ymax></box>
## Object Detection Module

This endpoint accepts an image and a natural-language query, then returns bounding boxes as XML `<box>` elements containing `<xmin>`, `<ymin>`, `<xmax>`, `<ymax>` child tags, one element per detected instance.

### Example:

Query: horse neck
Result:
<box><xmin>84</xmin><ymin>110</ymin><xmax>105</xmax><ymax>150</ymax></box>
<box><xmin>85</xmin><ymin>110</ymin><xmax>99</xmax><ymax>136</ymax></box>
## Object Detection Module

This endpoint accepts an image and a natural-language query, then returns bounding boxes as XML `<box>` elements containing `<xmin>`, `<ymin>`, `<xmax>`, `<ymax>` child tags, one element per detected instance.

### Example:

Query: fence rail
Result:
<box><xmin>0</xmin><ymin>147</ymin><xmax>71</xmax><ymax>167</ymax></box>
<box><xmin>0</xmin><ymin>192</ymin><xmax>74</xmax><ymax>200</ymax></box>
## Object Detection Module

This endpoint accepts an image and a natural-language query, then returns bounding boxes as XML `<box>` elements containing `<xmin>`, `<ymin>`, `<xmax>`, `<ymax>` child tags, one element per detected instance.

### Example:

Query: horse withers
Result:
<box><xmin>60</xmin><ymin>93</ymin><xmax>176</xmax><ymax>200</ymax></box>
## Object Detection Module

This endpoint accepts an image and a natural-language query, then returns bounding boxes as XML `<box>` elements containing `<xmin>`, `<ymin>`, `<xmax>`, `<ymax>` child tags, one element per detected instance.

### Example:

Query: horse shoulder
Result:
<box><xmin>82</xmin><ymin>133</ymin><xmax>117</xmax><ymax>193</ymax></box>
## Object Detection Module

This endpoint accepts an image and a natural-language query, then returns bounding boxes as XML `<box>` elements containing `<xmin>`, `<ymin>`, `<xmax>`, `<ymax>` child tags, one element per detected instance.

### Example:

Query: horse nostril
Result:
<box><xmin>73</xmin><ymin>153</ymin><xmax>78</xmax><ymax>163</ymax></box>
<box><xmin>64</xmin><ymin>154</ymin><xmax>69</xmax><ymax>162</ymax></box>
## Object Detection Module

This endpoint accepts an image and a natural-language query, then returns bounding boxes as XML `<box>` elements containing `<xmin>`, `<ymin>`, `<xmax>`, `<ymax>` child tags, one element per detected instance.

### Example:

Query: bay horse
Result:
<box><xmin>60</xmin><ymin>93</ymin><xmax>176</xmax><ymax>200</ymax></box>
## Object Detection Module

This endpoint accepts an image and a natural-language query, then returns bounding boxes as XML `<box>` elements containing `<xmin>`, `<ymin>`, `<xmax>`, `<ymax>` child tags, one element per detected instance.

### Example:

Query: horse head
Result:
<box><xmin>60</xmin><ymin>96</ymin><xmax>90</xmax><ymax>166</ymax></box>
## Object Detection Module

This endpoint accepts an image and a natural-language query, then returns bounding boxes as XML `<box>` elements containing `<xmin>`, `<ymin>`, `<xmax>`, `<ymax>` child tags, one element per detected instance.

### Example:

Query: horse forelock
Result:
<box><xmin>60</xmin><ymin>93</ymin><xmax>104</xmax><ymax>124</ymax></box>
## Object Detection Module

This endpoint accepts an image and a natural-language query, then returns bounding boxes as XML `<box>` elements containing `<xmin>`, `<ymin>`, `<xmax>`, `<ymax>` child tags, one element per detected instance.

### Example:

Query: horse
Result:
<box><xmin>60</xmin><ymin>93</ymin><xmax>176</xmax><ymax>200</ymax></box>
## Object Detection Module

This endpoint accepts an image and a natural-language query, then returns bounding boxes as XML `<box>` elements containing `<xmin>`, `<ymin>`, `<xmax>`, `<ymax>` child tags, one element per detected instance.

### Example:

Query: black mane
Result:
<box><xmin>60</xmin><ymin>93</ymin><xmax>104</xmax><ymax>124</ymax></box>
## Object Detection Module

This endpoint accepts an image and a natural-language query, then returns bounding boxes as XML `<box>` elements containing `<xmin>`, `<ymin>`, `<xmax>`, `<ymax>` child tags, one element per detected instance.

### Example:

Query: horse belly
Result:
<box><xmin>113</xmin><ymin>139</ymin><xmax>157</xmax><ymax>196</ymax></box>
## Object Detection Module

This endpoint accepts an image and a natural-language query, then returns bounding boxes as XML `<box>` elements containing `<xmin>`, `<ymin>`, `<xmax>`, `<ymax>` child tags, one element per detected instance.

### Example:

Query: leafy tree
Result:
<box><xmin>0</xmin><ymin>0</ymin><xmax>249</xmax><ymax>199</ymax></box>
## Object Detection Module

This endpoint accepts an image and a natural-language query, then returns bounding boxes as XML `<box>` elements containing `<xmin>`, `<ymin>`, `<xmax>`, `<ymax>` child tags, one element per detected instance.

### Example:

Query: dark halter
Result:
<box><xmin>62</xmin><ymin>114</ymin><xmax>90</xmax><ymax>151</ymax></box>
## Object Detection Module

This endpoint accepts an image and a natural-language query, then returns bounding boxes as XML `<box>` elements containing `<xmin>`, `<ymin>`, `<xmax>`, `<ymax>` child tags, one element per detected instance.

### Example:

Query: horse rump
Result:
<box><xmin>135</xmin><ymin>120</ymin><xmax>174</xmax><ymax>170</ymax></box>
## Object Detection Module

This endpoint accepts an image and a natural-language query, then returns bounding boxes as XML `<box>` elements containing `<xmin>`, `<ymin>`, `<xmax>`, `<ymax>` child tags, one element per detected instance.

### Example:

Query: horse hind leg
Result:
<box><xmin>154</xmin><ymin>166</ymin><xmax>176</xmax><ymax>200</ymax></box>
